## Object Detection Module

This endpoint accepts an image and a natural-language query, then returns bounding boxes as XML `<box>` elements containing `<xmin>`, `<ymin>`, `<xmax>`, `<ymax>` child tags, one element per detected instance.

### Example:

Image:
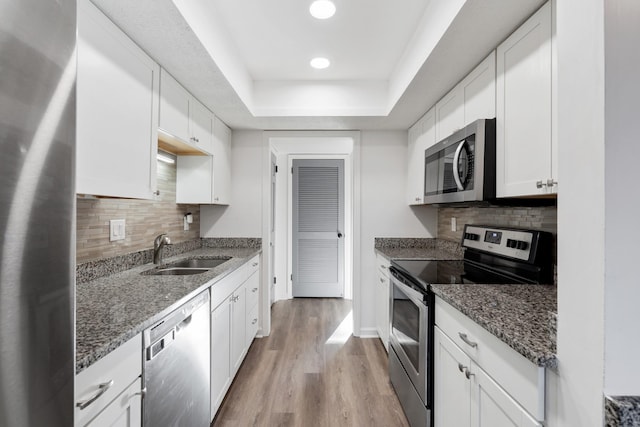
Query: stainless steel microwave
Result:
<box><xmin>424</xmin><ymin>118</ymin><xmax>496</xmax><ymax>205</ymax></box>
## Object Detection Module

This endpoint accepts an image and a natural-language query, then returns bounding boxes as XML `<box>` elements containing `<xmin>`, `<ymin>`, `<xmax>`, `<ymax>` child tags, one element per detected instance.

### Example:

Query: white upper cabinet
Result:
<box><xmin>212</xmin><ymin>117</ymin><xmax>232</xmax><ymax>204</ymax></box>
<box><xmin>77</xmin><ymin>0</ymin><xmax>159</xmax><ymax>199</ymax></box>
<box><xmin>496</xmin><ymin>1</ymin><xmax>556</xmax><ymax>198</ymax></box>
<box><xmin>406</xmin><ymin>107</ymin><xmax>436</xmax><ymax>205</ymax></box>
<box><xmin>462</xmin><ymin>51</ymin><xmax>496</xmax><ymax>125</ymax></box>
<box><xmin>175</xmin><ymin>117</ymin><xmax>231</xmax><ymax>205</ymax></box>
<box><xmin>159</xmin><ymin>69</ymin><xmax>214</xmax><ymax>155</ymax></box>
<box><xmin>435</xmin><ymin>84</ymin><xmax>464</xmax><ymax>142</ymax></box>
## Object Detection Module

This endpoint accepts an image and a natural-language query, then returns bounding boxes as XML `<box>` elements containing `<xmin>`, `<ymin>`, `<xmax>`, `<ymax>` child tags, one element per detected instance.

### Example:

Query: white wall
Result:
<box><xmin>200</xmin><ymin>130</ymin><xmax>263</xmax><ymax>237</ymax></box>
<box><xmin>201</xmin><ymin>129</ymin><xmax>437</xmax><ymax>335</ymax></box>
<box><xmin>359</xmin><ymin>130</ymin><xmax>437</xmax><ymax>332</ymax></box>
<box><xmin>603</xmin><ymin>0</ymin><xmax>640</xmax><ymax>395</ymax></box>
<box><xmin>555</xmin><ymin>0</ymin><xmax>605</xmax><ymax>425</ymax></box>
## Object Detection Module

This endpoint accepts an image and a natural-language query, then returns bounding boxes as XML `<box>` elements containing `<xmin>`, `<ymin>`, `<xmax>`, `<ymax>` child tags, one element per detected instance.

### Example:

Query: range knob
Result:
<box><xmin>464</xmin><ymin>233</ymin><xmax>479</xmax><ymax>241</ymax></box>
<box><xmin>516</xmin><ymin>241</ymin><xmax>529</xmax><ymax>250</ymax></box>
<box><xmin>506</xmin><ymin>239</ymin><xmax>517</xmax><ymax>248</ymax></box>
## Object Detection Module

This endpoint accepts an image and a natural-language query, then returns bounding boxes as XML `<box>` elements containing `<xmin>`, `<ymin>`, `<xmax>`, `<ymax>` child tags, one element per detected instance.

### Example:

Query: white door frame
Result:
<box><xmin>261</xmin><ymin>131</ymin><xmax>363</xmax><ymax>336</ymax></box>
<box><xmin>288</xmin><ymin>155</ymin><xmax>350</xmax><ymax>299</ymax></box>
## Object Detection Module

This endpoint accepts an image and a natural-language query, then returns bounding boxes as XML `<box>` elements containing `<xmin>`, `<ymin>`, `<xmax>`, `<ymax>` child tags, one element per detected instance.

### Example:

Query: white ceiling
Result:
<box><xmin>90</xmin><ymin>0</ymin><xmax>546</xmax><ymax>130</ymax></box>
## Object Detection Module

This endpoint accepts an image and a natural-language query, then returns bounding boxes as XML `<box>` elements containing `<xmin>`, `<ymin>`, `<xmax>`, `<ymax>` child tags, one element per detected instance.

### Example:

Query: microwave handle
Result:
<box><xmin>452</xmin><ymin>140</ymin><xmax>466</xmax><ymax>191</ymax></box>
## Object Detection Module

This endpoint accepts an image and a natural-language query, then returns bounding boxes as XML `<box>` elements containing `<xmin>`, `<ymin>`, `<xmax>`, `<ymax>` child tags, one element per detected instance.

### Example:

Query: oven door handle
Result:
<box><xmin>390</xmin><ymin>275</ymin><xmax>427</xmax><ymax>306</ymax></box>
<box><xmin>452</xmin><ymin>140</ymin><xmax>466</xmax><ymax>191</ymax></box>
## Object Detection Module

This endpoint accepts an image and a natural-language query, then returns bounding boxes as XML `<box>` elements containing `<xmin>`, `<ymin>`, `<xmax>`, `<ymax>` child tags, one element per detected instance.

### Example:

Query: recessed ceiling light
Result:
<box><xmin>309</xmin><ymin>0</ymin><xmax>336</xmax><ymax>19</ymax></box>
<box><xmin>310</xmin><ymin>57</ymin><xmax>330</xmax><ymax>69</ymax></box>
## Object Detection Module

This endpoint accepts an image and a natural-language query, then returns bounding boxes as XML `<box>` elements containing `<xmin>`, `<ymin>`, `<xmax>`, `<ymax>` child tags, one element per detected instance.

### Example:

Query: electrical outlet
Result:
<box><xmin>451</xmin><ymin>217</ymin><xmax>457</xmax><ymax>232</ymax></box>
<box><xmin>109</xmin><ymin>219</ymin><xmax>126</xmax><ymax>241</ymax></box>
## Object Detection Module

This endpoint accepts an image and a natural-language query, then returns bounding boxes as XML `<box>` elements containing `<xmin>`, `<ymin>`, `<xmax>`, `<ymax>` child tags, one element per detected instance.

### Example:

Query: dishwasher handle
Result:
<box><xmin>146</xmin><ymin>329</ymin><xmax>175</xmax><ymax>361</ymax></box>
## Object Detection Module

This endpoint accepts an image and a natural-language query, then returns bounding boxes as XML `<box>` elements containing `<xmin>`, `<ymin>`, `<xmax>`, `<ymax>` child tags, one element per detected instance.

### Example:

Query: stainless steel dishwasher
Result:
<box><xmin>143</xmin><ymin>290</ymin><xmax>210</xmax><ymax>426</ymax></box>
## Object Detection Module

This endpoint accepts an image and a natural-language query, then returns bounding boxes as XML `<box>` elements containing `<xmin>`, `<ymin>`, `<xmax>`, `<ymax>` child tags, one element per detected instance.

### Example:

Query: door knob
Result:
<box><xmin>337</xmin><ymin>232</ymin><xmax>343</xmax><ymax>238</ymax></box>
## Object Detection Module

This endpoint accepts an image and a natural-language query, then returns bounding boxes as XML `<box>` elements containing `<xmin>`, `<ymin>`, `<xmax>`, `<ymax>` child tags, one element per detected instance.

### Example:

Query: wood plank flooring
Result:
<box><xmin>211</xmin><ymin>298</ymin><xmax>410</xmax><ymax>427</ymax></box>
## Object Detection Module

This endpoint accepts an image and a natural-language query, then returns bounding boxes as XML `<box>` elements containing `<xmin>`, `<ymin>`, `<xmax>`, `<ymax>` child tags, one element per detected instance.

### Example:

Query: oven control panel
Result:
<box><xmin>462</xmin><ymin>225</ymin><xmax>535</xmax><ymax>261</ymax></box>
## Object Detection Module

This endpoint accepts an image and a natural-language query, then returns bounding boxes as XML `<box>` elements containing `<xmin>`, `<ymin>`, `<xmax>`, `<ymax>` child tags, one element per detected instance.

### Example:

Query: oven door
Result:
<box><xmin>389</xmin><ymin>274</ymin><xmax>430</xmax><ymax>403</ymax></box>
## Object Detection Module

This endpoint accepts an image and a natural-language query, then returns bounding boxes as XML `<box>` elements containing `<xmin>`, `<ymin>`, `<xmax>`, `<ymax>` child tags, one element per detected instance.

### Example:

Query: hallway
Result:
<box><xmin>211</xmin><ymin>298</ymin><xmax>409</xmax><ymax>426</ymax></box>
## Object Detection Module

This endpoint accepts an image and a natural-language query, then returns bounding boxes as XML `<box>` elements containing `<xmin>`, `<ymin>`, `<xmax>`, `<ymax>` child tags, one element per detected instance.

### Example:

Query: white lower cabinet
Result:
<box><xmin>210</xmin><ymin>256</ymin><xmax>260</xmax><ymax>421</ymax></box>
<box><xmin>85</xmin><ymin>379</ymin><xmax>142</xmax><ymax>427</ymax></box>
<box><xmin>434</xmin><ymin>298</ymin><xmax>544</xmax><ymax>427</ymax></box>
<box><xmin>75</xmin><ymin>335</ymin><xmax>142</xmax><ymax>427</ymax></box>
<box><xmin>374</xmin><ymin>253</ymin><xmax>391</xmax><ymax>351</ymax></box>
<box><xmin>435</xmin><ymin>328</ymin><xmax>541</xmax><ymax>427</ymax></box>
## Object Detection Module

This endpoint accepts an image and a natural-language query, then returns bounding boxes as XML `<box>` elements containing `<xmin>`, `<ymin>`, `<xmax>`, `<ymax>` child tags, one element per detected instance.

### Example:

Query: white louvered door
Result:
<box><xmin>292</xmin><ymin>159</ymin><xmax>344</xmax><ymax>297</ymax></box>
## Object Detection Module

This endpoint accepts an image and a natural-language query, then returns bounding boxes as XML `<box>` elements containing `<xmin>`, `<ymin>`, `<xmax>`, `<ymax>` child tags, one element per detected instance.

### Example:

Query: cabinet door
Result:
<box><xmin>245</xmin><ymin>271</ymin><xmax>260</xmax><ymax>347</ymax></box>
<box><xmin>210</xmin><ymin>299</ymin><xmax>232</xmax><ymax>421</ymax></box>
<box><xmin>85</xmin><ymin>379</ymin><xmax>142</xmax><ymax>427</ymax></box>
<box><xmin>176</xmin><ymin>155</ymin><xmax>213</xmax><ymax>204</ymax></box>
<box><xmin>230</xmin><ymin>285</ymin><xmax>247</xmax><ymax>376</ymax></box>
<box><xmin>212</xmin><ymin>117</ymin><xmax>232</xmax><ymax>205</ymax></box>
<box><xmin>471</xmin><ymin>363</ymin><xmax>542</xmax><ymax>427</ymax></box>
<box><xmin>463</xmin><ymin>51</ymin><xmax>496</xmax><ymax>125</ymax></box>
<box><xmin>189</xmin><ymin>98</ymin><xmax>214</xmax><ymax>154</ymax></box>
<box><xmin>434</xmin><ymin>327</ymin><xmax>471</xmax><ymax>427</ymax></box>
<box><xmin>77</xmin><ymin>0</ymin><xmax>159</xmax><ymax>199</ymax></box>
<box><xmin>435</xmin><ymin>85</ymin><xmax>464</xmax><ymax>142</ymax></box>
<box><xmin>406</xmin><ymin>108</ymin><xmax>435</xmax><ymax>205</ymax></box>
<box><xmin>496</xmin><ymin>2</ymin><xmax>552</xmax><ymax>197</ymax></box>
<box><xmin>159</xmin><ymin>68</ymin><xmax>190</xmax><ymax>143</ymax></box>
<box><xmin>375</xmin><ymin>271</ymin><xmax>390</xmax><ymax>352</ymax></box>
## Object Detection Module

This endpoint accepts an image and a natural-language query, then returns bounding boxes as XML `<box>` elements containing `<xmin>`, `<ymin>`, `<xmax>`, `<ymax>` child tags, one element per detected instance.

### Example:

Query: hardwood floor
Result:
<box><xmin>212</xmin><ymin>298</ymin><xmax>410</xmax><ymax>427</ymax></box>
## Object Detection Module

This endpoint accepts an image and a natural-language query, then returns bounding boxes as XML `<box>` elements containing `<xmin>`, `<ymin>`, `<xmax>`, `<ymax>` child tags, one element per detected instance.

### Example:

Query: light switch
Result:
<box><xmin>110</xmin><ymin>219</ymin><xmax>126</xmax><ymax>241</ymax></box>
<box><xmin>451</xmin><ymin>217</ymin><xmax>457</xmax><ymax>232</ymax></box>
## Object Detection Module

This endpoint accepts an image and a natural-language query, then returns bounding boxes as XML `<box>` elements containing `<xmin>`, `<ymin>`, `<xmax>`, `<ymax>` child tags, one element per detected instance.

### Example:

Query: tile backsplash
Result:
<box><xmin>76</xmin><ymin>160</ymin><xmax>200</xmax><ymax>263</ymax></box>
<box><xmin>438</xmin><ymin>204</ymin><xmax>557</xmax><ymax>243</ymax></box>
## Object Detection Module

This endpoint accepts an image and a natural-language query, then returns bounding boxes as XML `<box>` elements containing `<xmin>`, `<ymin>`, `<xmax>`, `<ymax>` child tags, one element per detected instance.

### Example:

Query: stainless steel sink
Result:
<box><xmin>167</xmin><ymin>258</ymin><xmax>231</xmax><ymax>269</ymax></box>
<box><xmin>142</xmin><ymin>257</ymin><xmax>232</xmax><ymax>276</ymax></box>
<box><xmin>146</xmin><ymin>268</ymin><xmax>211</xmax><ymax>276</ymax></box>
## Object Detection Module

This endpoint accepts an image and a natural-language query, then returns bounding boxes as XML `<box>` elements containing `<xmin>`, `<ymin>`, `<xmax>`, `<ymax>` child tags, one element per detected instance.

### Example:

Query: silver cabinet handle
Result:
<box><xmin>134</xmin><ymin>387</ymin><xmax>147</xmax><ymax>398</ymax></box>
<box><xmin>214</xmin><ymin>197</ymin><xmax>219</xmax><ymax>202</ymax></box>
<box><xmin>415</xmin><ymin>196</ymin><xmax>421</xmax><ymax>202</ymax></box>
<box><xmin>465</xmin><ymin>369</ymin><xmax>475</xmax><ymax>380</ymax></box>
<box><xmin>380</xmin><ymin>265</ymin><xmax>387</xmax><ymax>270</ymax></box>
<box><xmin>458</xmin><ymin>332</ymin><xmax>478</xmax><ymax>348</ymax></box>
<box><xmin>536</xmin><ymin>180</ymin><xmax>547</xmax><ymax>189</ymax></box>
<box><xmin>458</xmin><ymin>363</ymin><xmax>466</xmax><ymax>373</ymax></box>
<box><xmin>76</xmin><ymin>380</ymin><xmax>114</xmax><ymax>410</ymax></box>
<box><xmin>379</xmin><ymin>277</ymin><xmax>384</xmax><ymax>283</ymax></box>
<box><xmin>252</xmin><ymin>262</ymin><xmax>258</xmax><ymax>267</ymax></box>
<box><xmin>547</xmin><ymin>179</ymin><xmax>558</xmax><ymax>187</ymax></box>
<box><xmin>252</xmin><ymin>287</ymin><xmax>258</xmax><ymax>293</ymax></box>
<box><xmin>251</xmin><ymin>318</ymin><xmax>257</xmax><ymax>325</ymax></box>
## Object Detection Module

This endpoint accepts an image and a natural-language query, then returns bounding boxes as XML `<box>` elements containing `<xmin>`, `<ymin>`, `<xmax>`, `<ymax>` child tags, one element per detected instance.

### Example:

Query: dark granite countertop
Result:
<box><xmin>431</xmin><ymin>284</ymin><xmax>557</xmax><ymax>369</ymax></box>
<box><xmin>375</xmin><ymin>237</ymin><xmax>463</xmax><ymax>261</ymax></box>
<box><xmin>76</xmin><ymin>247</ymin><xmax>261</xmax><ymax>373</ymax></box>
<box><xmin>605</xmin><ymin>395</ymin><xmax>640</xmax><ymax>426</ymax></box>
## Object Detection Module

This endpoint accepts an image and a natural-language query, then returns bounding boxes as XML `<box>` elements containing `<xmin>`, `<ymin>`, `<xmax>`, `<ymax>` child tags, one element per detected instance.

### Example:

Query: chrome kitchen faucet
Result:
<box><xmin>153</xmin><ymin>233</ymin><xmax>171</xmax><ymax>264</ymax></box>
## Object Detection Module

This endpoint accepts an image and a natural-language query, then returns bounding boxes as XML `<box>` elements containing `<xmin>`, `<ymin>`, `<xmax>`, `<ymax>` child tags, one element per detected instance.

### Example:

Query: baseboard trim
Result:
<box><xmin>355</xmin><ymin>327</ymin><xmax>379</xmax><ymax>338</ymax></box>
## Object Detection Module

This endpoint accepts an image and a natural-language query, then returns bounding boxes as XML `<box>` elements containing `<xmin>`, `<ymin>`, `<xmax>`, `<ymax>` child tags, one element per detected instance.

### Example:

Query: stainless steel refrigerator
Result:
<box><xmin>0</xmin><ymin>1</ymin><xmax>76</xmax><ymax>425</ymax></box>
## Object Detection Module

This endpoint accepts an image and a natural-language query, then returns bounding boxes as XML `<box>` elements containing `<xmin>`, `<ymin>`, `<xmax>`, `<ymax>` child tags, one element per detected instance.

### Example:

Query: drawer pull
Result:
<box><xmin>134</xmin><ymin>387</ymin><xmax>147</xmax><ymax>398</ymax></box>
<box><xmin>252</xmin><ymin>318</ymin><xmax>257</xmax><ymax>325</ymax></box>
<box><xmin>76</xmin><ymin>380</ymin><xmax>114</xmax><ymax>410</ymax></box>
<box><xmin>252</xmin><ymin>288</ymin><xmax>258</xmax><ymax>293</ymax></box>
<box><xmin>252</xmin><ymin>262</ymin><xmax>258</xmax><ymax>267</ymax></box>
<box><xmin>379</xmin><ymin>277</ymin><xmax>384</xmax><ymax>283</ymax></box>
<box><xmin>465</xmin><ymin>369</ymin><xmax>475</xmax><ymax>380</ymax></box>
<box><xmin>458</xmin><ymin>332</ymin><xmax>478</xmax><ymax>348</ymax></box>
<box><xmin>457</xmin><ymin>363</ymin><xmax>466</xmax><ymax>373</ymax></box>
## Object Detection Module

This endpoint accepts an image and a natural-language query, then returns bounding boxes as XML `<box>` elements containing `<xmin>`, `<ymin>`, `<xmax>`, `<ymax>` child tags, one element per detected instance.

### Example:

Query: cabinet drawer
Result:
<box><xmin>435</xmin><ymin>298</ymin><xmax>544</xmax><ymax>420</ymax></box>
<box><xmin>376</xmin><ymin>253</ymin><xmax>390</xmax><ymax>278</ymax></box>
<box><xmin>211</xmin><ymin>255</ymin><xmax>260</xmax><ymax>309</ymax></box>
<box><xmin>246</xmin><ymin>303</ymin><xmax>259</xmax><ymax>346</ymax></box>
<box><xmin>245</xmin><ymin>271</ymin><xmax>260</xmax><ymax>311</ymax></box>
<box><xmin>75</xmin><ymin>334</ymin><xmax>142</xmax><ymax>426</ymax></box>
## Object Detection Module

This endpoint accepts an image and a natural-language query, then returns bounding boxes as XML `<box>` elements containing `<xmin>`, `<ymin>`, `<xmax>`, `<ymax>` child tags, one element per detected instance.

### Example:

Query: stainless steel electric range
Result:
<box><xmin>387</xmin><ymin>225</ymin><xmax>553</xmax><ymax>427</ymax></box>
